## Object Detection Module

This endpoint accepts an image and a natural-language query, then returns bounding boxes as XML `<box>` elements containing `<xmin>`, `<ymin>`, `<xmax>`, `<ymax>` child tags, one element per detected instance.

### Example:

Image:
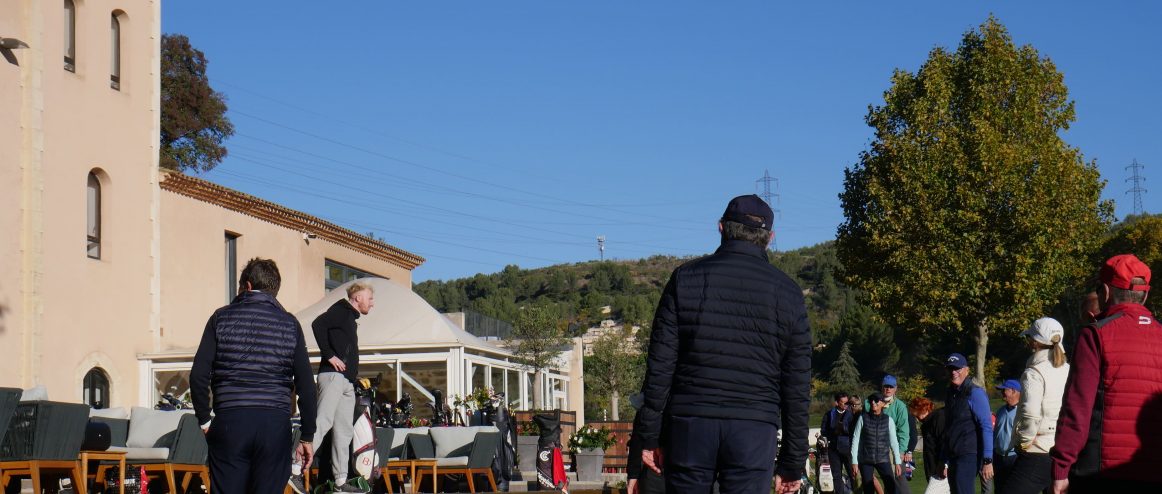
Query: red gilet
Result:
<box><xmin>1052</xmin><ymin>303</ymin><xmax>1162</xmax><ymax>482</ymax></box>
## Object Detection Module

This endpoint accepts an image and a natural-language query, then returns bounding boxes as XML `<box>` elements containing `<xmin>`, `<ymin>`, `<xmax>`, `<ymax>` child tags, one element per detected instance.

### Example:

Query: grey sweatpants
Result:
<box><xmin>313</xmin><ymin>372</ymin><xmax>356</xmax><ymax>481</ymax></box>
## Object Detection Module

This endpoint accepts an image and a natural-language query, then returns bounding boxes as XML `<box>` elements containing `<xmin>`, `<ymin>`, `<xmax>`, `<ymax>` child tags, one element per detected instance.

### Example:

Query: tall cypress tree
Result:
<box><xmin>829</xmin><ymin>342</ymin><xmax>862</xmax><ymax>393</ymax></box>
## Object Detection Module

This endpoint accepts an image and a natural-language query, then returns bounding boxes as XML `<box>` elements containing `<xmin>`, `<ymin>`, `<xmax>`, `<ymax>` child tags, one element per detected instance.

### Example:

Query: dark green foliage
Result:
<box><xmin>837</xmin><ymin>17</ymin><xmax>1112</xmax><ymax>380</ymax></box>
<box><xmin>160</xmin><ymin>34</ymin><xmax>234</xmax><ymax>173</ymax></box>
<box><xmin>829</xmin><ymin>342</ymin><xmax>863</xmax><ymax>393</ymax></box>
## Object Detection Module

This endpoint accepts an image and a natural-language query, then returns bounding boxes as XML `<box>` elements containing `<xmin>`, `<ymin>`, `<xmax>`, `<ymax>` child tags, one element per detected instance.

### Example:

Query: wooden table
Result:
<box><xmin>79</xmin><ymin>450</ymin><xmax>125</xmax><ymax>494</ymax></box>
<box><xmin>408</xmin><ymin>459</ymin><xmax>438</xmax><ymax>493</ymax></box>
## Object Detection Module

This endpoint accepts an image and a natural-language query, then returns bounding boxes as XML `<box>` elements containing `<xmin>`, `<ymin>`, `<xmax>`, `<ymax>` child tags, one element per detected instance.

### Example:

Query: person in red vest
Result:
<box><xmin>1051</xmin><ymin>254</ymin><xmax>1162</xmax><ymax>492</ymax></box>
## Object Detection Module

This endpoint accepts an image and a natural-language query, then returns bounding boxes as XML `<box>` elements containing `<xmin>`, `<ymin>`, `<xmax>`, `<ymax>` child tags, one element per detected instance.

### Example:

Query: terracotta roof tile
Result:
<box><xmin>161</xmin><ymin>171</ymin><xmax>424</xmax><ymax>270</ymax></box>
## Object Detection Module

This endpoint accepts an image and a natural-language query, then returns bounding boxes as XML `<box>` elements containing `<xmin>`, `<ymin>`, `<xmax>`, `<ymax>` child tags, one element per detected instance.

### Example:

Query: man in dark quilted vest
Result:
<box><xmin>191</xmin><ymin>258</ymin><xmax>318</xmax><ymax>494</ymax></box>
<box><xmin>636</xmin><ymin>194</ymin><xmax>812</xmax><ymax>494</ymax></box>
<box><xmin>1051</xmin><ymin>254</ymin><xmax>1162</xmax><ymax>492</ymax></box>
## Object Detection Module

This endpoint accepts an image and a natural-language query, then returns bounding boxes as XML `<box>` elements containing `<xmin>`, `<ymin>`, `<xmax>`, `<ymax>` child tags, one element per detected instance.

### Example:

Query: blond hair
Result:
<box><xmin>347</xmin><ymin>280</ymin><xmax>374</xmax><ymax>298</ymax></box>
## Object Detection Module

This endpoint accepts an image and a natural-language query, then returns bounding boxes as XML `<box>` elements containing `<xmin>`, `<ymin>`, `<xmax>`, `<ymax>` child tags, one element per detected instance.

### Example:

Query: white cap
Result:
<box><xmin>1022</xmin><ymin>317</ymin><xmax>1064</xmax><ymax>346</ymax></box>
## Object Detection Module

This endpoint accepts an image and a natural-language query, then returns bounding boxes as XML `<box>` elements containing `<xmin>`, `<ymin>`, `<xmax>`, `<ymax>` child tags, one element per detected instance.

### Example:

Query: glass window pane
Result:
<box><xmin>471</xmin><ymin>363</ymin><xmax>486</xmax><ymax>394</ymax></box>
<box><xmin>110</xmin><ymin>15</ymin><xmax>120</xmax><ymax>81</ymax></box>
<box><xmin>490</xmin><ymin>366</ymin><xmax>504</xmax><ymax>396</ymax></box>
<box><xmin>399</xmin><ymin>361</ymin><xmax>447</xmax><ymax>422</ymax></box>
<box><xmin>153</xmin><ymin>369</ymin><xmax>191</xmax><ymax>407</ymax></box>
<box><xmin>64</xmin><ymin>0</ymin><xmax>75</xmax><ymax>65</ymax></box>
<box><xmin>506</xmin><ymin>369</ymin><xmax>520</xmax><ymax>409</ymax></box>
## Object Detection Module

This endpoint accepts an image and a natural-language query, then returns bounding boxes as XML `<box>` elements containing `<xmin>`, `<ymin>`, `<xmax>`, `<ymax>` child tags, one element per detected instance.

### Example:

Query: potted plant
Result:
<box><xmin>516</xmin><ymin>419</ymin><xmax>541</xmax><ymax>473</ymax></box>
<box><xmin>568</xmin><ymin>424</ymin><xmax>616</xmax><ymax>482</ymax></box>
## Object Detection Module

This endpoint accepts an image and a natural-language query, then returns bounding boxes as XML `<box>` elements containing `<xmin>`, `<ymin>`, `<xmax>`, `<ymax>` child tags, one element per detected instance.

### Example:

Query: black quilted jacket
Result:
<box><xmin>636</xmin><ymin>240</ymin><xmax>812</xmax><ymax>478</ymax></box>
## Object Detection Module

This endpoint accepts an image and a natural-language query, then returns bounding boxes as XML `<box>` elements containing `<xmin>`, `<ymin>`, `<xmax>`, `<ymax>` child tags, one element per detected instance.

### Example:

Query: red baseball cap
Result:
<box><xmin>1100</xmin><ymin>254</ymin><xmax>1151</xmax><ymax>291</ymax></box>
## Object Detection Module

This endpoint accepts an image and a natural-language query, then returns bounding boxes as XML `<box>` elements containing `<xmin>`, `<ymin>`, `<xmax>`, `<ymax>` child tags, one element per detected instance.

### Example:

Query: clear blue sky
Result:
<box><xmin>162</xmin><ymin>2</ymin><xmax>1162</xmax><ymax>282</ymax></box>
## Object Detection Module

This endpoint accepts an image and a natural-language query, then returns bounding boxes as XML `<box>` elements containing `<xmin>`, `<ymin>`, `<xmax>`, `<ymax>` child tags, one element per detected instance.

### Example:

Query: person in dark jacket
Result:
<box><xmin>1051</xmin><ymin>254</ymin><xmax>1162</xmax><ymax>493</ymax></box>
<box><xmin>822</xmin><ymin>392</ymin><xmax>856</xmax><ymax>494</ymax></box>
<box><xmin>637</xmin><ymin>194</ymin><xmax>812</xmax><ymax>494</ymax></box>
<box><xmin>627</xmin><ymin>394</ymin><xmax>666</xmax><ymax>494</ymax></box>
<box><xmin>941</xmin><ymin>353</ymin><xmax>994</xmax><ymax>494</ymax></box>
<box><xmin>852</xmin><ymin>393</ymin><xmax>902</xmax><ymax>494</ymax></box>
<box><xmin>909</xmin><ymin>398</ymin><xmax>948</xmax><ymax>494</ymax></box>
<box><xmin>290</xmin><ymin>280</ymin><xmax>375</xmax><ymax>493</ymax></box>
<box><xmin>191</xmin><ymin>258</ymin><xmax>318</xmax><ymax>494</ymax></box>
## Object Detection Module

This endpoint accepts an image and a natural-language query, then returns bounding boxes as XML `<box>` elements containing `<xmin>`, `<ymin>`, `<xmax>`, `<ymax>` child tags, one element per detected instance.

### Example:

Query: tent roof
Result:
<box><xmin>297</xmin><ymin>278</ymin><xmax>510</xmax><ymax>356</ymax></box>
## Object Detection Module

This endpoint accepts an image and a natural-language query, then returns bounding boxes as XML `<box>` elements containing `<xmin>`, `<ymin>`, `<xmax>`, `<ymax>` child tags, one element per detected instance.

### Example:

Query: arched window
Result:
<box><xmin>64</xmin><ymin>0</ymin><xmax>76</xmax><ymax>71</ymax></box>
<box><xmin>110</xmin><ymin>13</ymin><xmax>121</xmax><ymax>90</ymax></box>
<box><xmin>83</xmin><ymin>368</ymin><xmax>111</xmax><ymax>409</ymax></box>
<box><xmin>87</xmin><ymin>172</ymin><xmax>101</xmax><ymax>259</ymax></box>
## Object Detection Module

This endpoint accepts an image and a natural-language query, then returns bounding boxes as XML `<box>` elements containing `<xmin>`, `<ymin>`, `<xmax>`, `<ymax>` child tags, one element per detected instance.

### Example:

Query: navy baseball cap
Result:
<box><xmin>995</xmin><ymin>379</ymin><xmax>1022</xmax><ymax>393</ymax></box>
<box><xmin>882</xmin><ymin>375</ymin><xmax>898</xmax><ymax>387</ymax></box>
<box><xmin>722</xmin><ymin>194</ymin><xmax>774</xmax><ymax>230</ymax></box>
<box><xmin>945</xmin><ymin>353</ymin><xmax>969</xmax><ymax>369</ymax></box>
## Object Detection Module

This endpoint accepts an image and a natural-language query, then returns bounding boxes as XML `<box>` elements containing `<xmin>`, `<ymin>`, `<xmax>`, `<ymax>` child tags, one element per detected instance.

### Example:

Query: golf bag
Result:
<box><xmin>533</xmin><ymin>411</ymin><xmax>568</xmax><ymax>493</ymax></box>
<box><xmin>352</xmin><ymin>379</ymin><xmax>380</xmax><ymax>483</ymax></box>
<box><xmin>816</xmin><ymin>436</ymin><xmax>834</xmax><ymax>492</ymax></box>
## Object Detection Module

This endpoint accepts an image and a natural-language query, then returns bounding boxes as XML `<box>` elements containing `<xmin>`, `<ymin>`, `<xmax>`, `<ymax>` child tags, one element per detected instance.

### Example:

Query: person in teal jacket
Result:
<box><xmin>867</xmin><ymin>375</ymin><xmax>912</xmax><ymax>494</ymax></box>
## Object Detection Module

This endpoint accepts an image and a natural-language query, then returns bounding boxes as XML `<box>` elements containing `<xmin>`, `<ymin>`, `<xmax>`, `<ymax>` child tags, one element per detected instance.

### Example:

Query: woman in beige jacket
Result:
<box><xmin>999</xmin><ymin>317</ymin><xmax>1069</xmax><ymax>494</ymax></box>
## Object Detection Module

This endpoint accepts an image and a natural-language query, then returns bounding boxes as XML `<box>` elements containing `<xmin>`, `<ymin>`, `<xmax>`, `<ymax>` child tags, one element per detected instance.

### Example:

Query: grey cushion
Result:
<box><xmin>388</xmin><ymin>427</ymin><xmax>429</xmax><ymax>456</ymax></box>
<box><xmin>109</xmin><ymin>446</ymin><xmax>172</xmax><ymax>461</ymax></box>
<box><xmin>430</xmin><ymin>428</ymin><xmax>477</xmax><ymax>458</ymax></box>
<box><xmin>90</xmin><ymin>407</ymin><xmax>131</xmax><ymax>419</ymax></box>
<box><xmin>127</xmin><ymin>407</ymin><xmax>190</xmax><ymax>448</ymax></box>
<box><xmin>20</xmin><ymin>385</ymin><xmax>48</xmax><ymax>402</ymax></box>
<box><xmin>435</xmin><ymin>456</ymin><xmax>469</xmax><ymax>467</ymax></box>
<box><xmin>430</xmin><ymin>426</ymin><xmax>498</xmax><ymax>458</ymax></box>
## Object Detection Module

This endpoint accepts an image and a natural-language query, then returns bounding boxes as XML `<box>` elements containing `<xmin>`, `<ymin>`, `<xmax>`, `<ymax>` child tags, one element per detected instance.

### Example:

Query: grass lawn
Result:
<box><xmin>813</xmin><ymin>453</ymin><xmax>985</xmax><ymax>492</ymax></box>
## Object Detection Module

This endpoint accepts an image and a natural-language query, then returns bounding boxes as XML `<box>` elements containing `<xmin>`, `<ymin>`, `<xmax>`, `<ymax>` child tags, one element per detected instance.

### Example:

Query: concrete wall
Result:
<box><xmin>0</xmin><ymin>0</ymin><xmax>161</xmax><ymax>407</ymax></box>
<box><xmin>159</xmin><ymin>190</ymin><xmax>414</xmax><ymax>353</ymax></box>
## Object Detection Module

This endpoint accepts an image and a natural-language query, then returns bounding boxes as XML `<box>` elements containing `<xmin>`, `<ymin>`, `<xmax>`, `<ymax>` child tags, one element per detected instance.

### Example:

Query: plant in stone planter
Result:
<box><xmin>515</xmin><ymin>419</ymin><xmax>542</xmax><ymax>473</ymax></box>
<box><xmin>569</xmin><ymin>425</ymin><xmax>616</xmax><ymax>481</ymax></box>
<box><xmin>568</xmin><ymin>424</ymin><xmax>616</xmax><ymax>451</ymax></box>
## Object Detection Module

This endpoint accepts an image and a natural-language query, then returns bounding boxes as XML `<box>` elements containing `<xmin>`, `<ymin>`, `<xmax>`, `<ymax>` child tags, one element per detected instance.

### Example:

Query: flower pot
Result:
<box><xmin>573</xmin><ymin>447</ymin><xmax>604</xmax><ymax>482</ymax></box>
<box><xmin>517</xmin><ymin>435</ymin><xmax>539</xmax><ymax>473</ymax></box>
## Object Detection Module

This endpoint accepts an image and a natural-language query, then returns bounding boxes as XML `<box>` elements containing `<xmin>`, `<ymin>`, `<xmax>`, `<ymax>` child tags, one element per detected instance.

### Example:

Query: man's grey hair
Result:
<box><xmin>1110</xmin><ymin>276</ymin><xmax>1148</xmax><ymax>305</ymax></box>
<box><xmin>721</xmin><ymin>219</ymin><xmax>771</xmax><ymax>248</ymax></box>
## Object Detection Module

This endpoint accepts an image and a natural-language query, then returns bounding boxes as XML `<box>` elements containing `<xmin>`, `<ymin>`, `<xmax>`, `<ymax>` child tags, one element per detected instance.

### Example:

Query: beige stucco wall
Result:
<box><xmin>159</xmin><ymin>190</ymin><xmax>414</xmax><ymax>354</ymax></box>
<box><xmin>0</xmin><ymin>0</ymin><xmax>161</xmax><ymax>407</ymax></box>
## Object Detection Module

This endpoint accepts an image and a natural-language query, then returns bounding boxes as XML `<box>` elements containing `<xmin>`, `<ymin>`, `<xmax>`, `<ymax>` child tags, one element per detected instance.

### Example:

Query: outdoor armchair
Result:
<box><xmin>101</xmin><ymin>407</ymin><xmax>209</xmax><ymax>493</ymax></box>
<box><xmin>0</xmin><ymin>399</ymin><xmax>89</xmax><ymax>493</ymax></box>
<box><xmin>409</xmin><ymin>426</ymin><xmax>501</xmax><ymax>494</ymax></box>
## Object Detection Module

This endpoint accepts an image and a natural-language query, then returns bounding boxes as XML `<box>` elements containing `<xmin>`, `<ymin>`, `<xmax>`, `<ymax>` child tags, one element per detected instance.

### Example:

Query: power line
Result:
<box><xmin>228</xmin><ymin>109</ymin><xmax>710</xmax><ymax>226</ymax></box>
<box><xmin>1126</xmin><ymin>159</ymin><xmax>1147</xmax><ymax>216</ymax></box>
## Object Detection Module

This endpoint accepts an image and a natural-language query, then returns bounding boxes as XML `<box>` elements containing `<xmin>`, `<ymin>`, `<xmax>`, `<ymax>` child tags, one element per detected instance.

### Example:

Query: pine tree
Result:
<box><xmin>829</xmin><ymin>342</ymin><xmax>862</xmax><ymax>392</ymax></box>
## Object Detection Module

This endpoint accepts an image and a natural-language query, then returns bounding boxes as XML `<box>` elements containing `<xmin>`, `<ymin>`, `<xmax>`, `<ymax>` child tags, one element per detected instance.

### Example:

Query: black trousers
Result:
<box><xmin>998</xmin><ymin>452</ymin><xmax>1051</xmax><ymax>494</ymax></box>
<box><xmin>859</xmin><ymin>463</ymin><xmax>897</xmax><ymax>494</ymax></box>
<box><xmin>664</xmin><ymin>415</ymin><xmax>778</xmax><ymax>494</ymax></box>
<box><xmin>947</xmin><ymin>454</ymin><xmax>978</xmax><ymax>494</ymax></box>
<box><xmin>827</xmin><ymin>441</ymin><xmax>854</xmax><ymax>494</ymax></box>
<box><xmin>208</xmin><ymin>408</ymin><xmax>293</xmax><ymax>494</ymax></box>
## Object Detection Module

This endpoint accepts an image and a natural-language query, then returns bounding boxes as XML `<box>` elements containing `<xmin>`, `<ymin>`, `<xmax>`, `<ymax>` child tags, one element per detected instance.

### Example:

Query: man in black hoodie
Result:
<box><xmin>637</xmin><ymin>195</ymin><xmax>812</xmax><ymax>494</ymax></box>
<box><xmin>290</xmin><ymin>280</ymin><xmax>375</xmax><ymax>493</ymax></box>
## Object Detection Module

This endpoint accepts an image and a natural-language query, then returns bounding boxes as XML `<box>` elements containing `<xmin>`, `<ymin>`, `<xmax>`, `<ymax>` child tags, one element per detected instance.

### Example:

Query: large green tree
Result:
<box><xmin>1098</xmin><ymin>214</ymin><xmax>1162</xmax><ymax>315</ymax></box>
<box><xmin>836</xmin><ymin>17</ymin><xmax>1112</xmax><ymax>381</ymax></box>
<box><xmin>584</xmin><ymin>326</ymin><xmax>644</xmax><ymax>420</ymax></box>
<box><xmin>161</xmin><ymin>34</ymin><xmax>234</xmax><ymax>173</ymax></box>
<box><xmin>509</xmin><ymin>306</ymin><xmax>570</xmax><ymax>409</ymax></box>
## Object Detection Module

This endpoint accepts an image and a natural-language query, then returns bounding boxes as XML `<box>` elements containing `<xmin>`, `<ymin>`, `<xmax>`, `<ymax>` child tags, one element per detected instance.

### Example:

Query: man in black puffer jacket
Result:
<box><xmin>191</xmin><ymin>258</ymin><xmax>318</xmax><ymax>494</ymax></box>
<box><xmin>637</xmin><ymin>195</ymin><xmax>812</xmax><ymax>494</ymax></box>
